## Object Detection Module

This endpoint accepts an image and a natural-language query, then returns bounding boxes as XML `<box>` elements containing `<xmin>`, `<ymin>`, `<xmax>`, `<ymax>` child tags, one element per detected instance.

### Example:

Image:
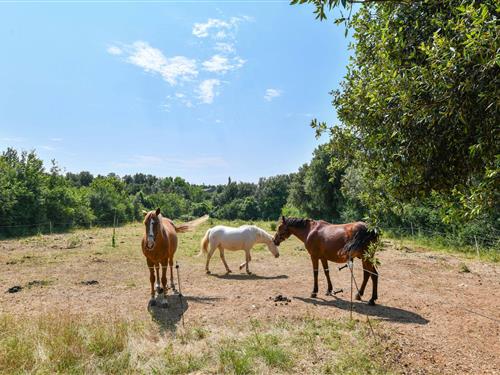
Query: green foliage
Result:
<box><xmin>287</xmin><ymin>144</ymin><xmax>347</xmax><ymax>221</ymax></box>
<box><xmin>255</xmin><ymin>175</ymin><xmax>292</xmax><ymax>220</ymax></box>
<box><xmin>321</xmin><ymin>0</ymin><xmax>499</xmax><ymax>223</ymax></box>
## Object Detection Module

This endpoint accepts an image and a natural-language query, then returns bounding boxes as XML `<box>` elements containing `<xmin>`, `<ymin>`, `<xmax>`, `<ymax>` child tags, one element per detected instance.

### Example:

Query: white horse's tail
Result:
<box><xmin>174</xmin><ymin>214</ymin><xmax>209</xmax><ymax>233</ymax></box>
<box><xmin>198</xmin><ymin>229</ymin><xmax>211</xmax><ymax>257</ymax></box>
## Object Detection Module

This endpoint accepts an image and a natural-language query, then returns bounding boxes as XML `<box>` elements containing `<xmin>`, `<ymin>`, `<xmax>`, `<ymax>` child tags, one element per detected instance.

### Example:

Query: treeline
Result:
<box><xmin>1</xmin><ymin>144</ymin><xmax>497</xmax><ymax>249</ymax></box>
<box><xmin>0</xmin><ymin>148</ymin><xmax>294</xmax><ymax>236</ymax></box>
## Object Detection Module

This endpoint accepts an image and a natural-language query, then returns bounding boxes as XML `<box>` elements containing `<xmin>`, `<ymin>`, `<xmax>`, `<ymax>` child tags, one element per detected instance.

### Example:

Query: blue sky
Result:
<box><xmin>0</xmin><ymin>1</ymin><xmax>350</xmax><ymax>184</ymax></box>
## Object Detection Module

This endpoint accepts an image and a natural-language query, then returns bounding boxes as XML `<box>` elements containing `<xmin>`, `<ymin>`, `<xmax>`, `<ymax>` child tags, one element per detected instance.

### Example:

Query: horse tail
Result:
<box><xmin>344</xmin><ymin>222</ymin><xmax>379</xmax><ymax>254</ymax></box>
<box><xmin>174</xmin><ymin>215</ymin><xmax>209</xmax><ymax>233</ymax></box>
<box><xmin>198</xmin><ymin>229</ymin><xmax>211</xmax><ymax>257</ymax></box>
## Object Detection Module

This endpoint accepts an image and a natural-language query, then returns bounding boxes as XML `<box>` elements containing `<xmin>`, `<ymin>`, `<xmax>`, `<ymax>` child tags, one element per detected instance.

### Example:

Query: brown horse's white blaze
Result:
<box><xmin>141</xmin><ymin>209</ymin><xmax>208</xmax><ymax>306</ymax></box>
<box><xmin>273</xmin><ymin>216</ymin><xmax>379</xmax><ymax>305</ymax></box>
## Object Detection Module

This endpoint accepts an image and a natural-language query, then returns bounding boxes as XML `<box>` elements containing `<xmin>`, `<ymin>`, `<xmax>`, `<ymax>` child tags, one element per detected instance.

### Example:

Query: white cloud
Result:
<box><xmin>135</xmin><ymin>155</ymin><xmax>163</xmax><ymax>164</ymax></box>
<box><xmin>116</xmin><ymin>41</ymin><xmax>198</xmax><ymax>86</ymax></box>
<box><xmin>114</xmin><ymin>155</ymin><xmax>227</xmax><ymax>169</ymax></box>
<box><xmin>202</xmin><ymin>54</ymin><xmax>245</xmax><ymax>74</ymax></box>
<box><xmin>192</xmin><ymin>16</ymin><xmax>250</xmax><ymax>39</ymax></box>
<box><xmin>50</xmin><ymin>137</ymin><xmax>63</xmax><ymax>142</ymax></box>
<box><xmin>214</xmin><ymin>42</ymin><xmax>235</xmax><ymax>53</ymax></box>
<box><xmin>40</xmin><ymin>145</ymin><xmax>55</xmax><ymax>151</ymax></box>
<box><xmin>264</xmin><ymin>88</ymin><xmax>282</xmax><ymax>102</ymax></box>
<box><xmin>164</xmin><ymin>156</ymin><xmax>228</xmax><ymax>168</ymax></box>
<box><xmin>192</xmin><ymin>18</ymin><xmax>230</xmax><ymax>38</ymax></box>
<box><xmin>0</xmin><ymin>137</ymin><xmax>25</xmax><ymax>142</ymax></box>
<box><xmin>197</xmin><ymin>79</ymin><xmax>221</xmax><ymax>104</ymax></box>
<box><xmin>107</xmin><ymin>45</ymin><xmax>123</xmax><ymax>55</ymax></box>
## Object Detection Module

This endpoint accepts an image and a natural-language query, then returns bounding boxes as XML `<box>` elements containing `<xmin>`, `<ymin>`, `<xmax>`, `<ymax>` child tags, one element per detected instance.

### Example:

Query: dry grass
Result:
<box><xmin>0</xmin><ymin>311</ymin><xmax>393</xmax><ymax>374</ymax></box>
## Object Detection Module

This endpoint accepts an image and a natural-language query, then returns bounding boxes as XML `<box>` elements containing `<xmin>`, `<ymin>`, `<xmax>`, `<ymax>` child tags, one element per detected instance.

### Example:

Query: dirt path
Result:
<box><xmin>0</xmin><ymin>225</ymin><xmax>498</xmax><ymax>374</ymax></box>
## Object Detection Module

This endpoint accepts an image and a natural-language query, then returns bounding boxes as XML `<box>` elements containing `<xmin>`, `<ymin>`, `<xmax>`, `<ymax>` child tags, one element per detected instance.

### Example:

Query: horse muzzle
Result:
<box><xmin>147</xmin><ymin>239</ymin><xmax>155</xmax><ymax>249</ymax></box>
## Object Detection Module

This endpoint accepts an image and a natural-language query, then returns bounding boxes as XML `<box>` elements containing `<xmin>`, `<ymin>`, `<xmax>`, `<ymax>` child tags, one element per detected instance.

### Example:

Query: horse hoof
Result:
<box><xmin>355</xmin><ymin>293</ymin><xmax>362</xmax><ymax>301</ymax></box>
<box><xmin>206</xmin><ymin>270</ymin><xmax>211</xmax><ymax>274</ymax></box>
<box><xmin>246</xmin><ymin>271</ymin><xmax>252</xmax><ymax>275</ymax></box>
<box><xmin>156</xmin><ymin>287</ymin><xmax>164</xmax><ymax>295</ymax></box>
<box><xmin>226</xmin><ymin>270</ymin><xmax>232</xmax><ymax>274</ymax></box>
<box><xmin>310</xmin><ymin>293</ymin><xmax>317</xmax><ymax>298</ymax></box>
<box><xmin>367</xmin><ymin>299</ymin><xmax>376</xmax><ymax>306</ymax></box>
<box><xmin>325</xmin><ymin>291</ymin><xmax>332</xmax><ymax>296</ymax></box>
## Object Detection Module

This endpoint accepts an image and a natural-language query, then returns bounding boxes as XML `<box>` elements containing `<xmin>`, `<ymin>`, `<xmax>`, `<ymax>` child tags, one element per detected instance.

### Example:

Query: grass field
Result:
<box><xmin>1</xmin><ymin>219</ymin><xmax>498</xmax><ymax>374</ymax></box>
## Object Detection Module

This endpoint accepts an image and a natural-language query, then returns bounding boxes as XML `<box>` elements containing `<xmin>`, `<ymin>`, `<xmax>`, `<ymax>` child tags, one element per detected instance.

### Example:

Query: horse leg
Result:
<box><xmin>362</xmin><ymin>259</ymin><xmax>378</xmax><ymax>305</ymax></box>
<box><xmin>161</xmin><ymin>264</ymin><xmax>167</xmax><ymax>297</ymax></box>
<box><xmin>321</xmin><ymin>258</ymin><xmax>334</xmax><ymax>295</ymax></box>
<box><xmin>169</xmin><ymin>256</ymin><xmax>175</xmax><ymax>291</ymax></box>
<box><xmin>154</xmin><ymin>265</ymin><xmax>163</xmax><ymax>295</ymax></box>
<box><xmin>218</xmin><ymin>246</ymin><xmax>232</xmax><ymax>274</ymax></box>
<box><xmin>205</xmin><ymin>243</ymin><xmax>217</xmax><ymax>274</ymax></box>
<box><xmin>310</xmin><ymin>256</ymin><xmax>319</xmax><ymax>298</ymax></box>
<box><xmin>356</xmin><ymin>259</ymin><xmax>370</xmax><ymax>301</ymax></box>
<box><xmin>147</xmin><ymin>260</ymin><xmax>156</xmax><ymax>306</ymax></box>
<box><xmin>244</xmin><ymin>249</ymin><xmax>252</xmax><ymax>275</ymax></box>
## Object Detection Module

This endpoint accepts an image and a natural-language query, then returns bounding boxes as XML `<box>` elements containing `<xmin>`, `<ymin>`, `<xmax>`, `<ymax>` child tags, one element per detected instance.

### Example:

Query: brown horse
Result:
<box><xmin>273</xmin><ymin>216</ymin><xmax>380</xmax><ymax>305</ymax></box>
<box><xmin>142</xmin><ymin>208</ymin><xmax>207</xmax><ymax>306</ymax></box>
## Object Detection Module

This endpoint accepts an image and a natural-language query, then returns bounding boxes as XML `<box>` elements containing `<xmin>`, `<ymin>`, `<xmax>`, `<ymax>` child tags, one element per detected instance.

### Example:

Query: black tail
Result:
<box><xmin>344</xmin><ymin>223</ymin><xmax>379</xmax><ymax>253</ymax></box>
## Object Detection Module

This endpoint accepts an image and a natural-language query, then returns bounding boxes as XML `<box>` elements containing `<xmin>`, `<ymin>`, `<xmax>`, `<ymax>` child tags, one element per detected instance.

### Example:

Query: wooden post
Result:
<box><xmin>410</xmin><ymin>222</ymin><xmax>414</xmax><ymax>236</ymax></box>
<box><xmin>474</xmin><ymin>236</ymin><xmax>480</xmax><ymax>258</ymax></box>
<box><xmin>112</xmin><ymin>211</ymin><xmax>116</xmax><ymax>248</ymax></box>
<box><xmin>49</xmin><ymin>221</ymin><xmax>52</xmax><ymax>235</ymax></box>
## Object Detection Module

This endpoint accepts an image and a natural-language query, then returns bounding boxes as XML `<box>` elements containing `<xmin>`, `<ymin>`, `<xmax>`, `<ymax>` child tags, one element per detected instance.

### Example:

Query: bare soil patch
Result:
<box><xmin>0</xmin><ymin>223</ymin><xmax>498</xmax><ymax>374</ymax></box>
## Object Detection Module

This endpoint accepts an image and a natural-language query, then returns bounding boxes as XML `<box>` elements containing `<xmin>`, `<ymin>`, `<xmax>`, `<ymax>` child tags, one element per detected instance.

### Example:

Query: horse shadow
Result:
<box><xmin>294</xmin><ymin>296</ymin><xmax>429</xmax><ymax>325</ymax></box>
<box><xmin>210</xmin><ymin>273</ymin><xmax>288</xmax><ymax>281</ymax></box>
<box><xmin>148</xmin><ymin>294</ymin><xmax>223</xmax><ymax>333</ymax></box>
<box><xmin>148</xmin><ymin>293</ymin><xmax>188</xmax><ymax>333</ymax></box>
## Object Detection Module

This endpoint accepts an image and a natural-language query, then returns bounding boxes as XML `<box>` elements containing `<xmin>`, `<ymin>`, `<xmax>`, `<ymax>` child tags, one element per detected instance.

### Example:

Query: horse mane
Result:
<box><xmin>284</xmin><ymin>217</ymin><xmax>311</xmax><ymax>228</ymax></box>
<box><xmin>253</xmin><ymin>226</ymin><xmax>273</xmax><ymax>241</ymax></box>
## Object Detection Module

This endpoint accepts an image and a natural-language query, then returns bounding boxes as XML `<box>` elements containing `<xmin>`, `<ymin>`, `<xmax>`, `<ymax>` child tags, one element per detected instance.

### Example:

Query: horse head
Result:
<box><xmin>143</xmin><ymin>208</ymin><xmax>161</xmax><ymax>250</ymax></box>
<box><xmin>273</xmin><ymin>216</ymin><xmax>291</xmax><ymax>246</ymax></box>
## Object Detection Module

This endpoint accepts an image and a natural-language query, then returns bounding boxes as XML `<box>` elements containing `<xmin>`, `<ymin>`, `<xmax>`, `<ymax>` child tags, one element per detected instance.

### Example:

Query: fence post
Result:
<box><xmin>474</xmin><ymin>235</ymin><xmax>480</xmax><ymax>258</ymax></box>
<box><xmin>49</xmin><ymin>221</ymin><xmax>52</xmax><ymax>235</ymax></box>
<box><xmin>112</xmin><ymin>211</ymin><xmax>117</xmax><ymax>248</ymax></box>
<box><xmin>410</xmin><ymin>222</ymin><xmax>414</xmax><ymax>236</ymax></box>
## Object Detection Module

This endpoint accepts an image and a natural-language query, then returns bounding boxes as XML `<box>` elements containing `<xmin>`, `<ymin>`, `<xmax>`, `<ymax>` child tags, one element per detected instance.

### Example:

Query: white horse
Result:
<box><xmin>199</xmin><ymin>225</ymin><xmax>280</xmax><ymax>274</ymax></box>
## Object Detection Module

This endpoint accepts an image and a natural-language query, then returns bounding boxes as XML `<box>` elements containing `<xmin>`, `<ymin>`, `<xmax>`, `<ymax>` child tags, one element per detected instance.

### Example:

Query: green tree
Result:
<box><xmin>256</xmin><ymin>175</ymin><xmax>292</xmax><ymax>220</ymax></box>
<box><xmin>309</xmin><ymin>0</ymin><xmax>499</xmax><ymax>222</ymax></box>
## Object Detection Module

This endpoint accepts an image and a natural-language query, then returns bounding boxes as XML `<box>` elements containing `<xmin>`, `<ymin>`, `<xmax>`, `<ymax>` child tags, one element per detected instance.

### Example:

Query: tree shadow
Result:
<box><xmin>210</xmin><ymin>273</ymin><xmax>288</xmax><ymax>280</ymax></box>
<box><xmin>294</xmin><ymin>296</ymin><xmax>429</xmax><ymax>325</ymax></box>
<box><xmin>148</xmin><ymin>293</ymin><xmax>188</xmax><ymax>334</ymax></box>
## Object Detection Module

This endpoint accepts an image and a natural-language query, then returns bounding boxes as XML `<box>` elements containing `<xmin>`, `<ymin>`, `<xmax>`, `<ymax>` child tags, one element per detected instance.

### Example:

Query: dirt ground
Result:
<box><xmin>0</xmin><ymin>223</ymin><xmax>498</xmax><ymax>374</ymax></box>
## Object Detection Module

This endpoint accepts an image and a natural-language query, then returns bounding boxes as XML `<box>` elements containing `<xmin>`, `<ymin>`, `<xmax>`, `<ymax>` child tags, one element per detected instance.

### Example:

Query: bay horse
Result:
<box><xmin>142</xmin><ymin>208</ymin><xmax>207</xmax><ymax>306</ymax></box>
<box><xmin>273</xmin><ymin>216</ymin><xmax>379</xmax><ymax>305</ymax></box>
<box><xmin>199</xmin><ymin>225</ymin><xmax>279</xmax><ymax>274</ymax></box>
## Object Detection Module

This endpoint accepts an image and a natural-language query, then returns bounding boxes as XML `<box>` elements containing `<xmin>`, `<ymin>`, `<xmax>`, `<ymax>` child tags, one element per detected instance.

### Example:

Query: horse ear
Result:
<box><xmin>142</xmin><ymin>210</ymin><xmax>148</xmax><ymax>217</ymax></box>
<box><xmin>281</xmin><ymin>215</ymin><xmax>286</xmax><ymax>223</ymax></box>
<box><xmin>155</xmin><ymin>207</ymin><xmax>161</xmax><ymax>216</ymax></box>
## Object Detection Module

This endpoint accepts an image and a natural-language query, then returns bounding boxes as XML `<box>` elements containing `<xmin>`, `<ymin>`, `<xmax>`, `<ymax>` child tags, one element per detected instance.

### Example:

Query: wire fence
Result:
<box><xmin>339</xmin><ymin>253</ymin><xmax>500</xmax><ymax>345</ymax></box>
<box><xmin>0</xmin><ymin>219</ymin><xmax>128</xmax><ymax>240</ymax></box>
<box><xmin>381</xmin><ymin>224</ymin><xmax>499</xmax><ymax>250</ymax></box>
